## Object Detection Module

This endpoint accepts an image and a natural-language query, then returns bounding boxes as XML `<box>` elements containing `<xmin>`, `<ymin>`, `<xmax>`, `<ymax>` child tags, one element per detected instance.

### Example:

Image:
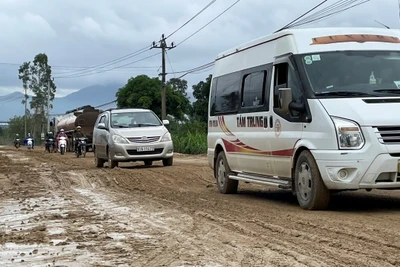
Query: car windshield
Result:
<box><xmin>298</xmin><ymin>51</ymin><xmax>400</xmax><ymax>97</ymax></box>
<box><xmin>110</xmin><ymin>111</ymin><xmax>162</xmax><ymax>128</ymax></box>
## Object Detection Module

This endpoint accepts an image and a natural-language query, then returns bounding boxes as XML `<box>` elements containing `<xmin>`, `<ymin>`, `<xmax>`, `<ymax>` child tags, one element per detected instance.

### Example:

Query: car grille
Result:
<box><xmin>127</xmin><ymin>136</ymin><xmax>160</xmax><ymax>143</ymax></box>
<box><xmin>374</xmin><ymin>126</ymin><xmax>400</xmax><ymax>144</ymax></box>
<box><xmin>127</xmin><ymin>148</ymin><xmax>164</xmax><ymax>155</ymax></box>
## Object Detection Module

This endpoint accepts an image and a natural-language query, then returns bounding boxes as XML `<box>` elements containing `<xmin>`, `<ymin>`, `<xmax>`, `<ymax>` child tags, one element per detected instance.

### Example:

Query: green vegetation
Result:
<box><xmin>168</xmin><ymin>119</ymin><xmax>207</xmax><ymax>154</ymax></box>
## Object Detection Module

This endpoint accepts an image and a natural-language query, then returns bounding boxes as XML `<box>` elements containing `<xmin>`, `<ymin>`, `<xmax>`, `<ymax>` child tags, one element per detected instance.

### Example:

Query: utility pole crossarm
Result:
<box><xmin>151</xmin><ymin>34</ymin><xmax>175</xmax><ymax>120</ymax></box>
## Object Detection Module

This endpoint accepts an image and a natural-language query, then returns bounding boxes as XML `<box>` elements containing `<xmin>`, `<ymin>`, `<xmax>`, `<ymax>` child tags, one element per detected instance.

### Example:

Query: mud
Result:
<box><xmin>1</xmin><ymin>146</ymin><xmax>400</xmax><ymax>266</ymax></box>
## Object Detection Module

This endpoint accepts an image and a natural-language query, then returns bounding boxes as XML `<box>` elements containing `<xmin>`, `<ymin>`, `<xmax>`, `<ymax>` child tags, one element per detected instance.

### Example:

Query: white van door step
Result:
<box><xmin>228</xmin><ymin>173</ymin><xmax>292</xmax><ymax>189</ymax></box>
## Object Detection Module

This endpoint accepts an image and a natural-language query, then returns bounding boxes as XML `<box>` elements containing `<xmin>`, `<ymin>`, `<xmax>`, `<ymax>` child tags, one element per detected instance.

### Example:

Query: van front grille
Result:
<box><xmin>374</xmin><ymin>126</ymin><xmax>400</xmax><ymax>144</ymax></box>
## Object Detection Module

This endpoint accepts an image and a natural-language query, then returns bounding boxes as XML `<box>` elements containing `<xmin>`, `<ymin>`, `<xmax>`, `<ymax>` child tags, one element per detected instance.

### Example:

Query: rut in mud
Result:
<box><xmin>1</xmin><ymin>146</ymin><xmax>400</xmax><ymax>266</ymax></box>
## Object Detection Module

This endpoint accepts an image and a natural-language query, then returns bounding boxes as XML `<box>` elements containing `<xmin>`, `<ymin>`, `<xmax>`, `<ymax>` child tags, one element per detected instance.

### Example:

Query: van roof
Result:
<box><xmin>216</xmin><ymin>27</ymin><xmax>400</xmax><ymax>59</ymax></box>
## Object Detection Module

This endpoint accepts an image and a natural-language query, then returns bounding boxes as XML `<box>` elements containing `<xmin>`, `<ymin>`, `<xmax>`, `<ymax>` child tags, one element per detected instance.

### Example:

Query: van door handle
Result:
<box><xmin>269</xmin><ymin>116</ymin><xmax>273</xmax><ymax>128</ymax></box>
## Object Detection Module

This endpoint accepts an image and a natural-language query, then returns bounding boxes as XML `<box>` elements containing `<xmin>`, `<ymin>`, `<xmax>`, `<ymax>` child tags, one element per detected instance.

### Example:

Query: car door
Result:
<box><xmin>237</xmin><ymin>64</ymin><xmax>275</xmax><ymax>175</ymax></box>
<box><xmin>95</xmin><ymin>114</ymin><xmax>108</xmax><ymax>157</ymax></box>
<box><xmin>269</xmin><ymin>58</ymin><xmax>305</xmax><ymax>178</ymax></box>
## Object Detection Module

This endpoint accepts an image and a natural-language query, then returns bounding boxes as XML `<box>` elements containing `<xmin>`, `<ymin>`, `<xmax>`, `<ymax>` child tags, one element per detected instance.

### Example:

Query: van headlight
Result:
<box><xmin>332</xmin><ymin>117</ymin><xmax>364</xmax><ymax>150</ymax></box>
<box><xmin>161</xmin><ymin>132</ymin><xmax>172</xmax><ymax>142</ymax></box>
<box><xmin>112</xmin><ymin>135</ymin><xmax>129</xmax><ymax>144</ymax></box>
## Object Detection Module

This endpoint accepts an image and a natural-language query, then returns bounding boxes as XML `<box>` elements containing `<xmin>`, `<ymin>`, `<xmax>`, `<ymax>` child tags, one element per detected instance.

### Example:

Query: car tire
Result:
<box><xmin>144</xmin><ymin>160</ymin><xmax>153</xmax><ymax>166</ymax></box>
<box><xmin>162</xmin><ymin>157</ymin><xmax>173</xmax><ymax>167</ymax></box>
<box><xmin>107</xmin><ymin>149</ymin><xmax>118</xmax><ymax>169</ymax></box>
<box><xmin>94</xmin><ymin>149</ymin><xmax>104</xmax><ymax>168</ymax></box>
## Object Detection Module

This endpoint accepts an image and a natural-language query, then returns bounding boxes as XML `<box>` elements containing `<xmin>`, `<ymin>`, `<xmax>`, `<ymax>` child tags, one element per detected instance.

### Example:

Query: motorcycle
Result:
<box><xmin>58</xmin><ymin>136</ymin><xmax>67</xmax><ymax>155</ymax></box>
<box><xmin>46</xmin><ymin>138</ymin><xmax>56</xmax><ymax>153</ymax></box>
<box><xmin>76</xmin><ymin>137</ymin><xmax>87</xmax><ymax>158</ymax></box>
<box><xmin>26</xmin><ymin>138</ymin><xmax>33</xmax><ymax>151</ymax></box>
<box><xmin>14</xmin><ymin>139</ymin><xmax>20</xmax><ymax>149</ymax></box>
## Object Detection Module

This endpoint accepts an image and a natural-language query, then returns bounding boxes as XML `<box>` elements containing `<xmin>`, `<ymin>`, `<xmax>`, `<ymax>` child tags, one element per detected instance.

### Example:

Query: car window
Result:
<box><xmin>111</xmin><ymin>111</ymin><xmax>162</xmax><ymax>128</ymax></box>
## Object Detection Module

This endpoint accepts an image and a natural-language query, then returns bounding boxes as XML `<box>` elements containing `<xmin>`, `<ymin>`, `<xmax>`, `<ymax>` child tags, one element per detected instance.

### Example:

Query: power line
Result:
<box><xmin>0</xmin><ymin>62</ymin><xmax>159</xmax><ymax>69</ymax></box>
<box><xmin>175</xmin><ymin>0</ymin><xmax>241</xmax><ymax>47</ymax></box>
<box><xmin>166</xmin><ymin>51</ymin><xmax>175</xmax><ymax>78</ymax></box>
<box><xmin>165</xmin><ymin>0</ymin><xmax>217</xmax><ymax>39</ymax></box>
<box><xmin>53</xmin><ymin>47</ymin><xmax>155</xmax><ymax>78</ymax></box>
<box><xmin>55</xmin><ymin>52</ymin><xmax>161</xmax><ymax>79</ymax></box>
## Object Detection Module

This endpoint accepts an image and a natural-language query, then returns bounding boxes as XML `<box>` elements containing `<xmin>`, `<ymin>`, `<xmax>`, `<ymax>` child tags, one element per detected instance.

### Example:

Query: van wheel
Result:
<box><xmin>295</xmin><ymin>150</ymin><xmax>330</xmax><ymax>210</ymax></box>
<box><xmin>94</xmin><ymin>149</ymin><xmax>104</xmax><ymax>168</ymax></box>
<box><xmin>107</xmin><ymin>149</ymin><xmax>118</xmax><ymax>169</ymax></box>
<box><xmin>215</xmin><ymin>151</ymin><xmax>238</xmax><ymax>194</ymax></box>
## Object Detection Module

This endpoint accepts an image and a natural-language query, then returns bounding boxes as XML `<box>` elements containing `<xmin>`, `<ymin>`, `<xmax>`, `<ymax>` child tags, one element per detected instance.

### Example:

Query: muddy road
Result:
<box><xmin>1</xmin><ymin>146</ymin><xmax>400</xmax><ymax>266</ymax></box>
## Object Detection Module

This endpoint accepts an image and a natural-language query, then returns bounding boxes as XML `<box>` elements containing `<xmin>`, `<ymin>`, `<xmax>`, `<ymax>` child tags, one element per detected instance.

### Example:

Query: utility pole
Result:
<box><xmin>152</xmin><ymin>34</ymin><xmax>175</xmax><ymax>120</ymax></box>
<box><xmin>24</xmin><ymin>85</ymin><xmax>27</xmax><ymax>137</ymax></box>
<box><xmin>46</xmin><ymin>78</ymin><xmax>53</xmax><ymax>133</ymax></box>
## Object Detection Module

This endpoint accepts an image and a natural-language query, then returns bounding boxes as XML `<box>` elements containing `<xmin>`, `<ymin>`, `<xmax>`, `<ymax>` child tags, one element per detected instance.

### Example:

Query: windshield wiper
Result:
<box><xmin>315</xmin><ymin>91</ymin><xmax>376</xmax><ymax>97</ymax></box>
<box><xmin>373</xmin><ymin>89</ymin><xmax>400</xmax><ymax>94</ymax></box>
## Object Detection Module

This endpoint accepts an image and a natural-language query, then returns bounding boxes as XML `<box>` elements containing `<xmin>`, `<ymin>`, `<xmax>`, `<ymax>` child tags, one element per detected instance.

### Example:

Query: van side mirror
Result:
<box><xmin>278</xmin><ymin>88</ymin><xmax>292</xmax><ymax>114</ymax></box>
<box><xmin>97</xmin><ymin>122</ymin><xmax>107</xmax><ymax>129</ymax></box>
<box><xmin>162</xmin><ymin>119</ymin><xmax>170</xmax><ymax>125</ymax></box>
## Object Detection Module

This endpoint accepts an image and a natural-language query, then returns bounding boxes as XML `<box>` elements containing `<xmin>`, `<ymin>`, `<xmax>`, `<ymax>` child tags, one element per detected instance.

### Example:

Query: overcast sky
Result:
<box><xmin>0</xmin><ymin>0</ymin><xmax>398</xmax><ymax>99</ymax></box>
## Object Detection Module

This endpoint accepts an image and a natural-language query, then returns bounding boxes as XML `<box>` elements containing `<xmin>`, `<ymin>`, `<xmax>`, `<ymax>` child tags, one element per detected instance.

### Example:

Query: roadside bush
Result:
<box><xmin>168</xmin><ymin>118</ymin><xmax>207</xmax><ymax>155</ymax></box>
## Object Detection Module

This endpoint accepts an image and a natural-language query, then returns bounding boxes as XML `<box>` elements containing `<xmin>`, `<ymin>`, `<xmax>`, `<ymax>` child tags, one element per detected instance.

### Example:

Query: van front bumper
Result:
<box><xmin>312</xmin><ymin>150</ymin><xmax>400</xmax><ymax>190</ymax></box>
<box><xmin>109</xmin><ymin>141</ymin><xmax>174</xmax><ymax>161</ymax></box>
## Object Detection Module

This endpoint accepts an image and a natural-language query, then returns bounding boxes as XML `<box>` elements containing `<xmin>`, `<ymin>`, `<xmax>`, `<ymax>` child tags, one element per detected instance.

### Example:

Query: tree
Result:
<box><xmin>7</xmin><ymin>114</ymin><xmax>34</xmax><ymax>139</ymax></box>
<box><xmin>191</xmin><ymin>74</ymin><xmax>212</xmax><ymax>123</ymax></box>
<box><xmin>18</xmin><ymin>53</ymin><xmax>56</xmax><ymax>139</ymax></box>
<box><xmin>116</xmin><ymin>75</ymin><xmax>190</xmax><ymax>121</ymax></box>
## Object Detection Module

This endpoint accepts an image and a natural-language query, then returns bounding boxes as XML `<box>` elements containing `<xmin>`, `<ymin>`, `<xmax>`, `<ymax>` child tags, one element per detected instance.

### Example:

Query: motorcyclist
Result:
<box><xmin>56</xmin><ymin>129</ymin><xmax>68</xmax><ymax>151</ymax></box>
<box><xmin>24</xmin><ymin>132</ymin><xmax>34</xmax><ymax>149</ymax></box>
<box><xmin>45</xmin><ymin>131</ymin><xmax>55</xmax><ymax>151</ymax></box>
<box><xmin>74</xmin><ymin>126</ymin><xmax>86</xmax><ymax>152</ymax></box>
<box><xmin>14</xmin><ymin>134</ymin><xmax>20</xmax><ymax>146</ymax></box>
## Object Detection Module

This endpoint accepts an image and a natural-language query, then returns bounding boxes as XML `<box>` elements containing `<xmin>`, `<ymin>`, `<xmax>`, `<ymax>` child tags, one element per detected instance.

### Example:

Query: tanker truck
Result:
<box><xmin>54</xmin><ymin>105</ymin><xmax>100</xmax><ymax>152</ymax></box>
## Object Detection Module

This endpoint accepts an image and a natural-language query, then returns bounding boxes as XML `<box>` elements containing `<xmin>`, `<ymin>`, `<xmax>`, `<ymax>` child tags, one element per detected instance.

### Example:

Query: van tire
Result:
<box><xmin>215</xmin><ymin>151</ymin><xmax>238</xmax><ymax>194</ymax></box>
<box><xmin>294</xmin><ymin>150</ymin><xmax>330</xmax><ymax>210</ymax></box>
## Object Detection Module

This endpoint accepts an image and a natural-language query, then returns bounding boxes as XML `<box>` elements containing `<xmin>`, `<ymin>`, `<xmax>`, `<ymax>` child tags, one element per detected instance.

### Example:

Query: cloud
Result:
<box><xmin>0</xmin><ymin>0</ymin><xmax>398</xmax><ymax>102</ymax></box>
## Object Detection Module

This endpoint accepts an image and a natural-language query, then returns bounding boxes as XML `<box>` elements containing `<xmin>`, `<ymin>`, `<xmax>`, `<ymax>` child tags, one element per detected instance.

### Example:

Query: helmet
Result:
<box><xmin>76</xmin><ymin>126</ymin><xmax>81</xmax><ymax>130</ymax></box>
<box><xmin>60</xmin><ymin>129</ymin><xmax>64</xmax><ymax>132</ymax></box>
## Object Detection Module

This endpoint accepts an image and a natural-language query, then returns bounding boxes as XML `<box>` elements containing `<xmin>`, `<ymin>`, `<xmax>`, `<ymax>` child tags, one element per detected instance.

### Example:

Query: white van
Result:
<box><xmin>207</xmin><ymin>27</ymin><xmax>400</xmax><ymax>210</ymax></box>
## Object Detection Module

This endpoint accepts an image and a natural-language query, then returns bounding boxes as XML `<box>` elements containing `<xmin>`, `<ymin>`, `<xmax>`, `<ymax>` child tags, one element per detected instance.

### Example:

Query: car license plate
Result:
<box><xmin>137</xmin><ymin>146</ymin><xmax>154</xmax><ymax>152</ymax></box>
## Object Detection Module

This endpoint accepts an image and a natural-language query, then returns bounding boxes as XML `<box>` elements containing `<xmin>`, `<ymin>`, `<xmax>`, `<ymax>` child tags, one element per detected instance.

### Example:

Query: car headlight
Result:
<box><xmin>161</xmin><ymin>132</ymin><xmax>172</xmax><ymax>142</ymax></box>
<box><xmin>331</xmin><ymin>116</ymin><xmax>364</xmax><ymax>150</ymax></box>
<box><xmin>112</xmin><ymin>135</ymin><xmax>129</xmax><ymax>144</ymax></box>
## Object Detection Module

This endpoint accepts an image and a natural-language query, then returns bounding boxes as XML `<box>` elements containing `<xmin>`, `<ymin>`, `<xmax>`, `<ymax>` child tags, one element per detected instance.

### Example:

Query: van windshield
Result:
<box><xmin>299</xmin><ymin>51</ymin><xmax>400</xmax><ymax>97</ymax></box>
<box><xmin>110</xmin><ymin>111</ymin><xmax>162</xmax><ymax>128</ymax></box>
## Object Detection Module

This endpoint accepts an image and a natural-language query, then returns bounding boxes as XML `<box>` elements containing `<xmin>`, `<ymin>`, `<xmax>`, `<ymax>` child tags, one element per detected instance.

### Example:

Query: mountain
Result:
<box><xmin>0</xmin><ymin>83</ymin><xmax>122</xmax><ymax>121</ymax></box>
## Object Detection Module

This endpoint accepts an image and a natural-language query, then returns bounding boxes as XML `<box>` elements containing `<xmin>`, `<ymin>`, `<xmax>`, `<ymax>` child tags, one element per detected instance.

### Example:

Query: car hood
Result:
<box><xmin>318</xmin><ymin>97</ymin><xmax>400</xmax><ymax>126</ymax></box>
<box><xmin>111</xmin><ymin>126</ymin><xmax>168</xmax><ymax>137</ymax></box>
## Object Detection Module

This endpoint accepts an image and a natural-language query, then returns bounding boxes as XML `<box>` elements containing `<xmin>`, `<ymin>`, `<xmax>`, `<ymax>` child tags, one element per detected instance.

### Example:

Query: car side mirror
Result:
<box><xmin>278</xmin><ymin>88</ymin><xmax>292</xmax><ymax>114</ymax></box>
<box><xmin>162</xmin><ymin>119</ymin><xmax>170</xmax><ymax>125</ymax></box>
<box><xmin>97</xmin><ymin>122</ymin><xmax>107</xmax><ymax>130</ymax></box>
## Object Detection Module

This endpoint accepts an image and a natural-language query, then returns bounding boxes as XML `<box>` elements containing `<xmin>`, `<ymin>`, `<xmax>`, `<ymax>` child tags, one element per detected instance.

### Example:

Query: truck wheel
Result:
<box><xmin>107</xmin><ymin>149</ymin><xmax>118</xmax><ymax>169</ymax></box>
<box><xmin>162</xmin><ymin>158</ymin><xmax>173</xmax><ymax>166</ymax></box>
<box><xmin>94</xmin><ymin>149</ymin><xmax>104</xmax><ymax>168</ymax></box>
<box><xmin>215</xmin><ymin>151</ymin><xmax>238</xmax><ymax>194</ymax></box>
<box><xmin>294</xmin><ymin>150</ymin><xmax>330</xmax><ymax>210</ymax></box>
